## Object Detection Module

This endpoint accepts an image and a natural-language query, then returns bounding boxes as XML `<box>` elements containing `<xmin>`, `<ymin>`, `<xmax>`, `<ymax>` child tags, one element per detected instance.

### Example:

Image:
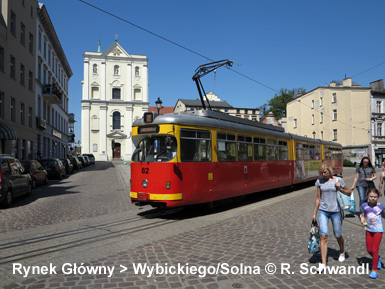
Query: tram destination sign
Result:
<box><xmin>138</xmin><ymin>125</ymin><xmax>160</xmax><ymax>134</ymax></box>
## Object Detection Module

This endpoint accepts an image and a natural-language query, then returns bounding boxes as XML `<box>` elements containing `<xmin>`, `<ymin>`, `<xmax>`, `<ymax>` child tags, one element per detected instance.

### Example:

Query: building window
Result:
<box><xmin>0</xmin><ymin>92</ymin><xmax>3</xmax><ymax>118</ymax></box>
<box><xmin>28</xmin><ymin>107</ymin><xmax>32</xmax><ymax>128</ymax></box>
<box><xmin>114</xmin><ymin>65</ymin><xmax>120</xmax><ymax>75</ymax></box>
<box><xmin>333</xmin><ymin>129</ymin><xmax>337</xmax><ymax>141</ymax></box>
<box><xmin>312</xmin><ymin>114</ymin><xmax>314</xmax><ymax>125</ymax></box>
<box><xmin>377</xmin><ymin>101</ymin><xmax>382</xmax><ymax>113</ymax></box>
<box><xmin>333</xmin><ymin>109</ymin><xmax>337</xmax><ymax>121</ymax></box>
<box><xmin>321</xmin><ymin>131</ymin><xmax>323</xmax><ymax>140</ymax></box>
<box><xmin>332</xmin><ymin>93</ymin><xmax>337</xmax><ymax>103</ymax></box>
<box><xmin>311</xmin><ymin>100</ymin><xmax>314</xmax><ymax>109</ymax></box>
<box><xmin>112</xmin><ymin>88</ymin><xmax>121</xmax><ymax>99</ymax></box>
<box><xmin>294</xmin><ymin>118</ymin><xmax>297</xmax><ymax>128</ymax></box>
<box><xmin>10</xmin><ymin>11</ymin><xmax>16</xmax><ymax>36</ymax></box>
<box><xmin>320</xmin><ymin>96</ymin><xmax>323</xmax><ymax>107</ymax></box>
<box><xmin>20</xmin><ymin>63</ymin><xmax>25</xmax><ymax>85</ymax></box>
<box><xmin>93</xmin><ymin>144</ymin><xmax>98</xmax><ymax>152</ymax></box>
<box><xmin>313</xmin><ymin>131</ymin><xmax>316</xmax><ymax>139</ymax></box>
<box><xmin>11</xmin><ymin>98</ymin><xmax>15</xmax><ymax>122</ymax></box>
<box><xmin>20</xmin><ymin>103</ymin><xmax>25</xmax><ymax>125</ymax></box>
<box><xmin>0</xmin><ymin>46</ymin><xmax>4</xmax><ymax>71</ymax></box>
<box><xmin>28</xmin><ymin>71</ymin><xmax>33</xmax><ymax>90</ymax></box>
<box><xmin>320</xmin><ymin>112</ymin><xmax>323</xmax><ymax>123</ymax></box>
<box><xmin>38</xmin><ymin>28</ymin><xmax>42</xmax><ymax>51</ymax></box>
<box><xmin>135</xmin><ymin>66</ymin><xmax>140</xmax><ymax>76</ymax></box>
<box><xmin>29</xmin><ymin>33</ymin><xmax>33</xmax><ymax>54</ymax></box>
<box><xmin>10</xmin><ymin>56</ymin><xmax>16</xmax><ymax>79</ymax></box>
<box><xmin>112</xmin><ymin>111</ymin><xmax>121</xmax><ymax>129</ymax></box>
<box><xmin>377</xmin><ymin>123</ymin><xmax>382</xmax><ymax>136</ymax></box>
<box><xmin>20</xmin><ymin>23</ymin><xmax>25</xmax><ymax>45</ymax></box>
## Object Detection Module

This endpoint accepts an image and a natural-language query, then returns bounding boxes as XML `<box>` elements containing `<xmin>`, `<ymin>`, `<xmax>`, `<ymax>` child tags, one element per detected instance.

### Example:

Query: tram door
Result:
<box><xmin>113</xmin><ymin>143</ymin><xmax>121</xmax><ymax>159</ymax></box>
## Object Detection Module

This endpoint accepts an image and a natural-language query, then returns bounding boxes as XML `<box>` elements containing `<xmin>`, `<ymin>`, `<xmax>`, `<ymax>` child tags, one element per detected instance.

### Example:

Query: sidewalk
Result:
<box><xmin>4</xmin><ymin>166</ymin><xmax>385</xmax><ymax>288</ymax></box>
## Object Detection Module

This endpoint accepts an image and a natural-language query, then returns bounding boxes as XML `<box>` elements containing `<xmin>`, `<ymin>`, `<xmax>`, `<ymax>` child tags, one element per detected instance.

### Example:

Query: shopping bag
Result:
<box><xmin>308</xmin><ymin>220</ymin><xmax>320</xmax><ymax>254</ymax></box>
<box><xmin>348</xmin><ymin>191</ymin><xmax>356</xmax><ymax>214</ymax></box>
<box><xmin>337</xmin><ymin>191</ymin><xmax>351</xmax><ymax>210</ymax></box>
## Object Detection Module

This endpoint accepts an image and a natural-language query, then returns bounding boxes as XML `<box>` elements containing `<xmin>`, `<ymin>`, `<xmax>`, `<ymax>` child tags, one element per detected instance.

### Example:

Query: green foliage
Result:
<box><xmin>343</xmin><ymin>159</ymin><xmax>355</xmax><ymax>167</ymax></box>
<box><xmin>260</xmin><ymin>88</ymin><xmax>306</xmax><ymax>119</ymax></box>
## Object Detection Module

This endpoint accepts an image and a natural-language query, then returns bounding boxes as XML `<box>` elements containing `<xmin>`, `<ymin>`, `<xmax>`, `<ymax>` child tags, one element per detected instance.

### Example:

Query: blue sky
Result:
<box><xmin>40</xmin><ymin>0</ymin><xmax>385</xmax><ymax>142</ymax></box>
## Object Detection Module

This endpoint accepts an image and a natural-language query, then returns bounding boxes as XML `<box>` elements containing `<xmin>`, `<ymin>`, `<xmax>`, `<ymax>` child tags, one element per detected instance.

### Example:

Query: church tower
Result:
<box><xmin>81</xmin><ymin>40</ymin><xmax>149</xmax><ymax>161</ymax></box>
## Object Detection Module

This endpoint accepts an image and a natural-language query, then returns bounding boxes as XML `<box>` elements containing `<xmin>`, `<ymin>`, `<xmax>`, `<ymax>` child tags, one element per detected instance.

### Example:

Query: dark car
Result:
<box><xmin>77</xmin><ymin>156</ymin><xmax>87</xmax><ymax>167</ymax></box>
<box><xmin>82</xmin><ymin>154</ymin><xmax>95</xmax><ymax>165</ymax></box>
<box><xmin>82</xmin><ymin>156</ymin><xmax>90</xmax><ymax>166</ymax></box>
<box><xmin>20</xmin><ymin>160</ymin><xmax>48</xmax><ymax>188</ymax></box>
<box><xmin>70</xmin><ymin>156</ymin><xmax>82</xmax><ymax>170</ymax></box>
<box><xmin>0</xmin><ymin>156</ymin><xmax>32</xmax><ymax>207</ymax></box>
<box><xmin>40</xmin><ymin>159</ymin><xmax>66</xmax><ymax>180</ymax></box>
<box><xmin>60</xmin><ymin>158</ymin><xmax>74</xmax><ymax>175</ymax></box>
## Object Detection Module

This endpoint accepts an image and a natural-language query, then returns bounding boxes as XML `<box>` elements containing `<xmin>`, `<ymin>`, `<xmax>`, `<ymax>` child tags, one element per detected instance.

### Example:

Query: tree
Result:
<box><xmin>261</xmin><ymin>88</ymin><xmax>306</xmax><ymax>120</ymax></box>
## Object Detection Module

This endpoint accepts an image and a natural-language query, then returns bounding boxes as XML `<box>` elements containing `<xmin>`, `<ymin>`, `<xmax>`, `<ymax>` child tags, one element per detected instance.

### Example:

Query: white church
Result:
<box><xmin>81</xmin><ymin>40</ymin><xmax>149</xmax><ymax>161</ymax></box>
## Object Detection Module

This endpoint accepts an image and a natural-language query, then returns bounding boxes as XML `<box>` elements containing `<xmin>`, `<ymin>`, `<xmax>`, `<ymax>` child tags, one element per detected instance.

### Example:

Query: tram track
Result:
<box><xmin>0</xmin><ymin>209</ymin><xmax>183</xmax><ymax>265</ymax></box>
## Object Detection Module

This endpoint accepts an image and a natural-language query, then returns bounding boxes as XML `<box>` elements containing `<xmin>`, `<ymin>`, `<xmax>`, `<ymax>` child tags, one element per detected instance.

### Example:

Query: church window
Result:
<box><xmin>134</xmin><ymin>88</ymin><xmax>141</xmax><ymax>100</ymax></box>
<box><xmin>113</xmin><ymin>112</ymin><xmax>121</xmax><ymax>129</ymax></box>
<box><xmin>112</xmin><ymin>88</ymin><xmax>121</xmax><ymax>99</ymax></box>
<box><xmin>91</xmin><ymin>87</ymin><xmax>99</xmax><ymax>99</ymax></box>
<box><xmin>114</xmin><ymin>65</ymin><xmax>120</xmax><ymax>75</ymax></box>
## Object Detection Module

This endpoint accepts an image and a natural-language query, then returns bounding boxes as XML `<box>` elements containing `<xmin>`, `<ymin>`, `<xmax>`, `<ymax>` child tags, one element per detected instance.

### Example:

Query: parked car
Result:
<box><xmin>20</xmin><ymin>160</ymin><xmax>48</xmax><ymax>189</ymax></box>
<box><xmin>60</xmin><ymin>158</ymin><xmax>74</xmax><ymax>175</ymax></box>
<box><xmin>82</xmin><ymin>154</ymin><xmax>95</xmax><ymax>165</ymax></box>
<box><xmin>40</xmin><ymin>159</ymin><xmax>66</xmax><ymax>180</ymax></box>
<box><xmin>77</xmin><ymin>156</ymin><xmax>87</xmax><ymax>167</ymax></box>
<box><xmin>0</xmin><ymin>155</ymin><xmax>32</xmax><ymax>207</ymax></box>
<box><xmin>82</xmin><ymin>156</ymin><xmax>90</xmax><ymax>166</ymax></box>
<box><xmin>70</xmin><ymin>156</ymin><xmax>82</xmax><ymax>170</ymax></box>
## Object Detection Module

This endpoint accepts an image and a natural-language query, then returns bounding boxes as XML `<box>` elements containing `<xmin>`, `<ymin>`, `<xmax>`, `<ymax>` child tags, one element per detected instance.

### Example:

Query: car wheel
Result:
<box><xmin>32</xmin><ymin>178</ymin><xmax>36</xmax><ymax>189</ymax></box>
<box><xmin>26</xmin><ymin>182</ymin><xmax>32</xmax><ymax>197</ymax></box>
<box><xmin>3</xmin><ymin>190</ymin><xmax>13</xmax><ymax>207</ymax></box>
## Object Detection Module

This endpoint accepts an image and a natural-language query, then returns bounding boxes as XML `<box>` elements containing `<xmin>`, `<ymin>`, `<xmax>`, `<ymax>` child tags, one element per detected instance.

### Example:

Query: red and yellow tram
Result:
<box><xmin>130</xmin><ymin>110</ymin><xmax>343</xmax><ymax>208</ymax></box>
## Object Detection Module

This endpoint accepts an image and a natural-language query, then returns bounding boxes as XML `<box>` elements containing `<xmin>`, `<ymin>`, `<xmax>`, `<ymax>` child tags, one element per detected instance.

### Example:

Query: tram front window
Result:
<box><xmin>132</xmin><ymin>136</ymin><xmax>177</xmax><ymax>163</ymax></box>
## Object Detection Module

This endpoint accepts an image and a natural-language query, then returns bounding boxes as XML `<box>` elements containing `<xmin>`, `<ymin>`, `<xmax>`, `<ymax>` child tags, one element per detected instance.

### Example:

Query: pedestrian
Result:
<box><xmin>312</xmin><ymin>163</ymin><xmax>352</xmax><ymax>273</ymax></box>
<box><xmin>360</xmin><ymin>188</ymin><xmax>385</xmax><ymax>279</ymax></box>
<box><xmin>378</xmin><ymin>170</ymin><xmax>385</xmax><ymax>197</ymax></box>
<box><xmin>382</xmin><ymin>160</ymin><xmax>385</xmax><ymax>172</ymax></box>
<box><xmin>351</xmin><ymin>157</ymin><xmax>377</xmax><ymax>208</ymax></box>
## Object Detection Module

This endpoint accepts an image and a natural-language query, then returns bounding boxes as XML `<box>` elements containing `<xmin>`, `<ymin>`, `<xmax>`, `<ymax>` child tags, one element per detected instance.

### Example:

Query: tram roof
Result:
<box><xmin>133</xmin><ymin>110</ymin><xmax>342</xmax><ymax>147</ymax></box>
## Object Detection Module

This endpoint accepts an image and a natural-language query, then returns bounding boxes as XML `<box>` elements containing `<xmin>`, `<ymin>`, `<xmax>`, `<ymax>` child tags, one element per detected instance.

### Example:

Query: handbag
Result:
<box><xmin>363</xmin><ymin>168</ymin><xmax>376</xmax><ymax>189</ymax></box>
<box><xmin>308</xmin><ymin>220</ymin><xmax>320</xmax><ymax>254</ymax></box>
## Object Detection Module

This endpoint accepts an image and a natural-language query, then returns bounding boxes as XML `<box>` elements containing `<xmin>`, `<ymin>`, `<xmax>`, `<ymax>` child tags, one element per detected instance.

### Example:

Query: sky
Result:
<box><xmin>39</xmin><ymin>0</ymin><xmax>385</xmax><ymax>142</ymax></box>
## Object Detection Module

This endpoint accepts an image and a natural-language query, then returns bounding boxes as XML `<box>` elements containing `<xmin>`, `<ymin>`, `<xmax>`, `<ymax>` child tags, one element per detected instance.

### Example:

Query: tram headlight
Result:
<box><xmin>142</xmin><ymin>179</ymin><xmax>149</xmax><ymax>188</ymax></box>
<box><xmin>166</xmin><ymin>180</ymin><xmax>171</xmax><ymax>189</ymax></box>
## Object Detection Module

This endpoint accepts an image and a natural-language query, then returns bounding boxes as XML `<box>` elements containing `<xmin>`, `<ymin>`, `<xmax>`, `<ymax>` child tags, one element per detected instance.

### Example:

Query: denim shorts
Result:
<box><xmin>318</xmin><ymin>209</ymin><xmax>342</xmax><ymax>238</ymax></box>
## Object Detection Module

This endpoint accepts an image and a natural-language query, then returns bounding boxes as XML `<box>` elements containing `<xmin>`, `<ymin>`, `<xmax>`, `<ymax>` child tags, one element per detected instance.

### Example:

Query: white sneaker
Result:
<box><xmin>317</xmin><ymin>263</ymin><xmax>326</xmax><ymax>273</ymax></box>
<box><xmin>338</xmin><ymin>252</ymin><xmax>345</xmax><ymax>262</ymax></box>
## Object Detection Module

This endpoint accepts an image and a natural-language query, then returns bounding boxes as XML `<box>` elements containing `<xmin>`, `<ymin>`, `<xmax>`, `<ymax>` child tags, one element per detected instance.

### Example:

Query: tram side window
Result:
<box><xmin>325</xmin><ymin>147</ymin><xmax>332</xmax><ymax>160</ymax></box>
<box><xmin>267</xmin><ymin>139</ymin><xmax>278</xmax><ymax>161</ymax></box>
<box><xmin>278</xmin><ymin>141</ymin><xmax>288</xmax><ymax>160</ymax></box>
<box><xmin>217</xmin><ymin>133</ymin><xmax>236</xmax><ymax>162</ymax></box>
<box><xmin>296</xmin><ymin>143</ymin><xmax>304</xmax><ymax>160</ymax></box>
<box><xmin>180</xmin><ymin>129</ymin><xmax>211</xmax><ymax>162</ymax></box>
<box><xmin>238</xmin><ymin>135</ymin><xmax>253</xmax><ymax>161</ymax></box>
<box><xmin>254</xmin><ymin>137</ymin><xmax>266</xmax><ymax>161</ymax></box>
<box><xmin>313</xmin><ymin>145</ymin><xmax>321</xmax><ymax>160</ymax></box>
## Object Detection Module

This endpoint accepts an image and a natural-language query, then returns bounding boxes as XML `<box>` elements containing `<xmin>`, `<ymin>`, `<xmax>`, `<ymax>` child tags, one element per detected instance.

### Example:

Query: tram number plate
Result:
<box><xmin>137</xmin><ymin>193</ymin><xmax>147</xmax><ymax>201</ymax></box>
<box><xmin>141</xmin><ymin>168</ymin><xmax>149</xmax><ymax>174</ymax></box>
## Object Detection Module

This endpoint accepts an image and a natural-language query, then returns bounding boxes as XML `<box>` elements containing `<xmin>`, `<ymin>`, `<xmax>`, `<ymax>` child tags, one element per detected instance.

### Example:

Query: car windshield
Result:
<box><xmin>132</xmin><ymin>136</ymin><xmax>177</xmax><ymax>163</ymax></box>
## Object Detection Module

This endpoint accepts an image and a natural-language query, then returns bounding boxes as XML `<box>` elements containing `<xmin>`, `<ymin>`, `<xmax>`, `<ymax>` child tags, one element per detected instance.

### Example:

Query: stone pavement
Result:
<box><xmin>4</xmin><ymin>166</ymin><xmax>385</xmax><ymax>289</ymax></box>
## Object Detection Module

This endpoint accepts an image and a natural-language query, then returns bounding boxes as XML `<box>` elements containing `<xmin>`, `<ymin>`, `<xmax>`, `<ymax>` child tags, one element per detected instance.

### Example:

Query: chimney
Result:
<box><xmin>370</xmin><ymin>79</ymin><xmax>384</xmax><ymax>91</ymax></box>
<box><xmin>343</xmin><ymin>77</ymin><xmax>352</xmax><ymax>87</ymax></box>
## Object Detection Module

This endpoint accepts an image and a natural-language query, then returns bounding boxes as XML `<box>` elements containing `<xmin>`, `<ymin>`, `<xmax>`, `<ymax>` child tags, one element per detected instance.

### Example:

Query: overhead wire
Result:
<box><xmin>78</xmin><ymin>0</ymin><xmax>279</xmax><ymax>93</ymax></box>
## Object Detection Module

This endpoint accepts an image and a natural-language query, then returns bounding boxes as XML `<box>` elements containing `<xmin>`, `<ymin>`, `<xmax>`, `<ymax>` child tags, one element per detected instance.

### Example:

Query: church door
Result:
<box><xmin>113</xmin><ymin>143</ymin><xmax>121</xmax><ymax>159</ymax></box>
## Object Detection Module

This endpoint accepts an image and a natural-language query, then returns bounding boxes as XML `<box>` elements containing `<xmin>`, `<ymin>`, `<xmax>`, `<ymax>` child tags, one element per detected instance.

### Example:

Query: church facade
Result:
<box><xmin>81</xmin><ymin>41</ymin><xmax>148</xmax><ymax>161</ymax></box>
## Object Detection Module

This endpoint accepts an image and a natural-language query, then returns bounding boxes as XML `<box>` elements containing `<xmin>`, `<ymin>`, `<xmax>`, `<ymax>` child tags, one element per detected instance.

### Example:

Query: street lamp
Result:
<box><xmin>155</xmin><ymin>97</ymin><xmax>163</xmax><ymax>115</ymax></box>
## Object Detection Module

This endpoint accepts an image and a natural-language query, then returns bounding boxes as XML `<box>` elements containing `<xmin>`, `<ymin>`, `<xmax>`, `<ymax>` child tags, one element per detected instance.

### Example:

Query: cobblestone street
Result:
<box><xmin>2</xmin><ymin>165</ymin><xmax>385</xmax><ymax>288</ymax></box>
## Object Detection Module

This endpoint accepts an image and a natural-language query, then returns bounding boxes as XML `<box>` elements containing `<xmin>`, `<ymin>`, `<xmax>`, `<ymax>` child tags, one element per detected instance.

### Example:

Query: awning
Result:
<box><xmin>0</xmin><ymin>124</ymin><xmax>17</xmax><ymax>140</ymax></box>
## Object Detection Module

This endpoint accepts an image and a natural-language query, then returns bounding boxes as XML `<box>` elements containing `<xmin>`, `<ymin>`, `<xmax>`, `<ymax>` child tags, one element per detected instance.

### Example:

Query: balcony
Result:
<box><xmin>42</xmin><ymin>84</ymin><xmax>62</xmax><ymax>104</ymax></box>
<box><xmin>36</xmin><ymin>117</ymin><xmax>46</xmax><ymax>130</ymax></box>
